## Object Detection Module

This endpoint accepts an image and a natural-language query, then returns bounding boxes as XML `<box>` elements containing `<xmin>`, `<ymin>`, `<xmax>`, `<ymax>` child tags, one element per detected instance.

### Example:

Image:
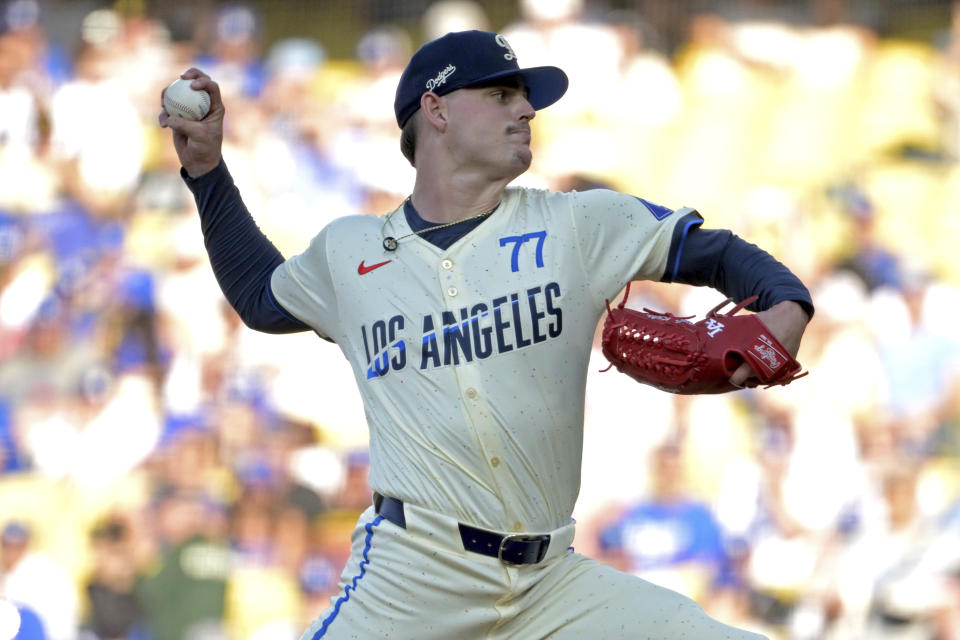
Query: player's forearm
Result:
<box><xmin>716</xmin><ymin>236</ymin><xmax>813</xmax><ymax>318</ymax></box>
<box><xmin>182</xmin><ymin>160</ymin><xmax>309</xmax><ymax>333</ymax></box>
<box><xmin>668</xmin><ymin>228</ymin><xmax>814</xmax><ymax>318</ymax></box>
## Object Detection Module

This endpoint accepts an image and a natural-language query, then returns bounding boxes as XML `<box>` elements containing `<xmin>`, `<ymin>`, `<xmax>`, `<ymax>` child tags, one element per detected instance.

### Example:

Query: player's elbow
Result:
<box><xmin>231</xmin><ymin>296</ymin><xmax>309</xmax><ymax>334</ymax></box>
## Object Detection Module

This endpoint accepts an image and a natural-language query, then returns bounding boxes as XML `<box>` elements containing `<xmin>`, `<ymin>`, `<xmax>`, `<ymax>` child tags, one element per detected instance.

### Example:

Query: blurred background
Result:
<box><xmin>0</xmin><ymin>0</ymin><xmax>959</xmax><ymax>638</ymax></box>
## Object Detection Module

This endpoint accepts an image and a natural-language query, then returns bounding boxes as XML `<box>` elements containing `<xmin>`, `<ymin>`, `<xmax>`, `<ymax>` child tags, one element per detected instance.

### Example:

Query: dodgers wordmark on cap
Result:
<box><xmin>394</xmin><ymin>30</ymin><xmax>569</xmax><ymax>128</ymax></box>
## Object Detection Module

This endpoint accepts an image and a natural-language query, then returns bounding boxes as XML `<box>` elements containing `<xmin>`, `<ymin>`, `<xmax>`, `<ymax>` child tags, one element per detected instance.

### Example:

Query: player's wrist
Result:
<box><xmin>771</xmin><ymin>299</ymin><xmax>812</xmax><ymax>325</ymax></box>
<box><xmin>183</xmin><ymin>156</ymin><xmax>222</xmax><ymax>179</ymax></box>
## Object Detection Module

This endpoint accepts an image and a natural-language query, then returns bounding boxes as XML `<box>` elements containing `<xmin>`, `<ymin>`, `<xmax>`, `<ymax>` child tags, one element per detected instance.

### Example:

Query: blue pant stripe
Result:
<box><xmin>311</xmin><ymin>515</ymin><xmax>384</xmax><ymax>639</ymax></box>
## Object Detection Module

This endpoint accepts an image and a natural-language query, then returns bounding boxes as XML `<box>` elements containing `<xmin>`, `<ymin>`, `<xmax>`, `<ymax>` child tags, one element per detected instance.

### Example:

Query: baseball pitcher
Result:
<box><xmin>160</xmin><ymin>30</ymin><xmax>813</xmax><ymax>640</ymax></box>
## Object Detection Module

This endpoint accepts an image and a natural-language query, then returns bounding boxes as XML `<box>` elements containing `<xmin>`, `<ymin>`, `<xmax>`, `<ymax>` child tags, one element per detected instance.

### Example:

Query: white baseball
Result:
<box><xmin>163</xmin><ymin>78</ymin><xmax>211</xmax><ymax>121</ymax></box>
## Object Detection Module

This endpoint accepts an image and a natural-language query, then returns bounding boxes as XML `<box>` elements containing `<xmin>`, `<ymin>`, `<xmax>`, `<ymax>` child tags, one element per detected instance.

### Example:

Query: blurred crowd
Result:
<box><xmin>1</xmin><ymin>0</ymin><xmax>960</xmax><ymax>639</ymax></box>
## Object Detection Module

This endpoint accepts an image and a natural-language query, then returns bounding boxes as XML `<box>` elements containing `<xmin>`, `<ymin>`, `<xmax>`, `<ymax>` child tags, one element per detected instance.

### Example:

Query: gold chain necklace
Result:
<box><xmin>381</xmin><ymin>198</ymin><xmax>498</xmax><ymax>251</ymax></box>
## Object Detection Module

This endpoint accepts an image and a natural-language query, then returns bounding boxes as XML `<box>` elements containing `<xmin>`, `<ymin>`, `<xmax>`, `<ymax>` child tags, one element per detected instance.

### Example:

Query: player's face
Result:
<box><xmin>443</xmin><ymin>79</ymin><xmax>536</xmax><ymax>179</ymax></box>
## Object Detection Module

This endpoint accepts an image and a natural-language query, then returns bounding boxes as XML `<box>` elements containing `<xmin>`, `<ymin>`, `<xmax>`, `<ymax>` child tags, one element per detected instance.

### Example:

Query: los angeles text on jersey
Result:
<box><xmin>361</xmin><ymin>282</ymin><xmax>562</xmax><ymax>379</ymax></box>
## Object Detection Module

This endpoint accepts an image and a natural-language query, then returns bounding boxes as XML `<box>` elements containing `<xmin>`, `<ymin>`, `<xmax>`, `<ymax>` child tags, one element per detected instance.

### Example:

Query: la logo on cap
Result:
<box><xmin>495</xmin><ymin>34</ymin><xmax>516</xmax><ymax>60</ymax></box>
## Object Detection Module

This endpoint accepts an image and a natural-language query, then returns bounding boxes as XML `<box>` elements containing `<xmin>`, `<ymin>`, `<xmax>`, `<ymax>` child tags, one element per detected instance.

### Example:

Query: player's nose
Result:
<box><xmin>518</xmin><ymin>95</ymin><xmax>535</xmax><ymax>121</ymax></box>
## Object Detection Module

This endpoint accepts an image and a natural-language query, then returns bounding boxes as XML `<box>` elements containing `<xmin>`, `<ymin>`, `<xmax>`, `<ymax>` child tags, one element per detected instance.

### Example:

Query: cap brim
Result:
<box><xmin>465</xmin><ymin>65</ymin><xmax>568</xmax><ymax>111</ymax></box>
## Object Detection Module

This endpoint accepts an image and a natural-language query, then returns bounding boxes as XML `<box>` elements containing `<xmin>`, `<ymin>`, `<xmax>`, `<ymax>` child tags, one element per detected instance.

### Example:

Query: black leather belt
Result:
<box><xmin>373</xmin><ymin>493</ymin><xmax>551</xmax><ymax>565</ymax></box>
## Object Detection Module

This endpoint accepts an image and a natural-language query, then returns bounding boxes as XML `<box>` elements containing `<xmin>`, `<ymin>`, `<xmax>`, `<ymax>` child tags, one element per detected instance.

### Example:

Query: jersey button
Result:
<box><xmin>465</xmin><ymin>388</ymin><xmax>477</xmax><ymax>399</ymax></box>
<box><xmin>490</xmin><ymin>457</ymin><xmax>500</xmax><ymax>467</ymax></box>
<box><xmin>513</xmin><ymin>522</ymin><xmax>524</xmax><ymax>532</ymax></box>
<box><xmin>447</xmin><ymin>286</ymin><xmax>458</xmax><ymax>297</ymax></box>
<box><xmin>441</xmin><ymin>259</ymin><xmax>453</xmax><ymax>270</ymax></box>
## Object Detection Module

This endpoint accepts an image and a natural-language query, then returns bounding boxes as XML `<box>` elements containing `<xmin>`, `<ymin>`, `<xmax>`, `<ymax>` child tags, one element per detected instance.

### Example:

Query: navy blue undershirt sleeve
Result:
<box><xmin>662</xmin><ymin>223</ymin><xmax>815</xmax><ymax>319</ymax></box>
<box><xmin>181</xmin><ymin>160</ymin><xmax>310</xmax><ymax>333</ymax></box>
<box><xmin>663</xmin><ymin>210</ymin><xmax>706</xmax><ymax>284</ymax></box>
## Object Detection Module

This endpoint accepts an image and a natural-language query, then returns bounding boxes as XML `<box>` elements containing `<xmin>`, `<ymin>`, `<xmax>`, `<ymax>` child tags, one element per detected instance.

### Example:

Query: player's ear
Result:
<box><xmin>420</xmin><ymin>92</ymin><xmax>447</xmax><ymax>132</ymax></box>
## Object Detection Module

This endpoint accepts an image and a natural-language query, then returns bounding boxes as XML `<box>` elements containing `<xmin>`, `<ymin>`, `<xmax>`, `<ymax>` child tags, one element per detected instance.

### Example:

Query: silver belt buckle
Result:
<box><xmin>498</xmin><ymin>533</ymin><xmax>551</xmax><ymax>565</ymax></box>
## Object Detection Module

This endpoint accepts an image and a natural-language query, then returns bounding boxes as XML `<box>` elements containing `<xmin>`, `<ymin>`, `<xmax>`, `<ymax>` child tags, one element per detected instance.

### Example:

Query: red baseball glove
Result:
<box><xmin>600</xmin><ymin>284</ymin><xmax>806</xmax><ymax>394</ymax></box>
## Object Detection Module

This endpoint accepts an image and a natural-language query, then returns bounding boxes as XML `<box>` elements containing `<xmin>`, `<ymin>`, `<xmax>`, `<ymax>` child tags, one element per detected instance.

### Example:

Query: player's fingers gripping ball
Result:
<box><xmin>600</xmin><ymin>283</ymin><xmax>806</xmax><ymax>394</ymax></box>
<box><xmin>163</xmin><ymin>78</ymin><xmax>211</xmax><ymax>121</ymax></box>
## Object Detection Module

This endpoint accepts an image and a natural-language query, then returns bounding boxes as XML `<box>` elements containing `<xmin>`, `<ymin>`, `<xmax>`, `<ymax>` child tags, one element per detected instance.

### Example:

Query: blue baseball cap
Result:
<box><xmin>394</xmin><ymin>30</ymin><xmax>568</xmax><ymax>128</ymax></box>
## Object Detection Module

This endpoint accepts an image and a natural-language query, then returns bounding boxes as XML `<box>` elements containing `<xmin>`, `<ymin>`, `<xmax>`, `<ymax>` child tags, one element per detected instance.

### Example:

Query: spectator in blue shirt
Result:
<box><xmin>598</xmin><ymin>440</ymin><xmax>736</xmax><ymax>603</ymax></box>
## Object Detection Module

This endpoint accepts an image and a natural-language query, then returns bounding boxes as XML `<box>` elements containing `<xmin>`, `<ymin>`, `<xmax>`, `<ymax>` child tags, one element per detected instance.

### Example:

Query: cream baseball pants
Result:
<box><xmin>300</xmin><ymin>501</ymin><xmax>767</xmax><ymax>640</ymax></box>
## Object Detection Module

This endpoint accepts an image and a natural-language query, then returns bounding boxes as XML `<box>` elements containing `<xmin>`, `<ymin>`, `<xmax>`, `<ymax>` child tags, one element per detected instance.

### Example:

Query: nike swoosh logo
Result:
<box><xmin>358</xmin><ymin>259</ymin><xmax>392</xmax><ymax>275</ymax></box>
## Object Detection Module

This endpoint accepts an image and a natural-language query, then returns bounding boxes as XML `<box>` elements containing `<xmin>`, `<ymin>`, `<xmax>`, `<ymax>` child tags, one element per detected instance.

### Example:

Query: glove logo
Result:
<box><xmin>752</xmin><ymin>336</ymin><xmax>784</xmax><ymax>371</ymax></box>
<box><xmin>704</xmin><ymin>318</ymin><xmax>725</xmax><ymax>337</ymax></box>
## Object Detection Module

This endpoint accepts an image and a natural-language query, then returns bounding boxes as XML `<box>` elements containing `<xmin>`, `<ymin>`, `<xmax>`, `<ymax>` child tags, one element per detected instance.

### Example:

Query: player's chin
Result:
<box><xmin>512</xmin><ymin>147</ymin><xmax>533</xmax><ymax>170</ymax></box>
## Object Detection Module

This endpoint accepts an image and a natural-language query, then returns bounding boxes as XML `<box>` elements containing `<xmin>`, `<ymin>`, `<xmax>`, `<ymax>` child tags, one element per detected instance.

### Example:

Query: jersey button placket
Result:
<box><xmin>441</xmin><ymin>257</ymin><xmax>456</xmax><ymax>297</ymax></box>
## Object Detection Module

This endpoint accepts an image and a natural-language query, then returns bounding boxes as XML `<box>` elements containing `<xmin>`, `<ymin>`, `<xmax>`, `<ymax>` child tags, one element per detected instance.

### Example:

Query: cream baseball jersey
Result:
<box><xmin>271</xmin><ymin>187</ymin><xmax>700</xmax><ymax>534</ymax></box>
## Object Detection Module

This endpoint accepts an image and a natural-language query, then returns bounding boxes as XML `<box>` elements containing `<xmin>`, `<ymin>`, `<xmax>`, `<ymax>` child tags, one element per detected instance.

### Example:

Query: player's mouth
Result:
<box><xmin>508</xmin><ymin>126</ymin><xmax>531</xmax><ymax>143</ymax></box>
